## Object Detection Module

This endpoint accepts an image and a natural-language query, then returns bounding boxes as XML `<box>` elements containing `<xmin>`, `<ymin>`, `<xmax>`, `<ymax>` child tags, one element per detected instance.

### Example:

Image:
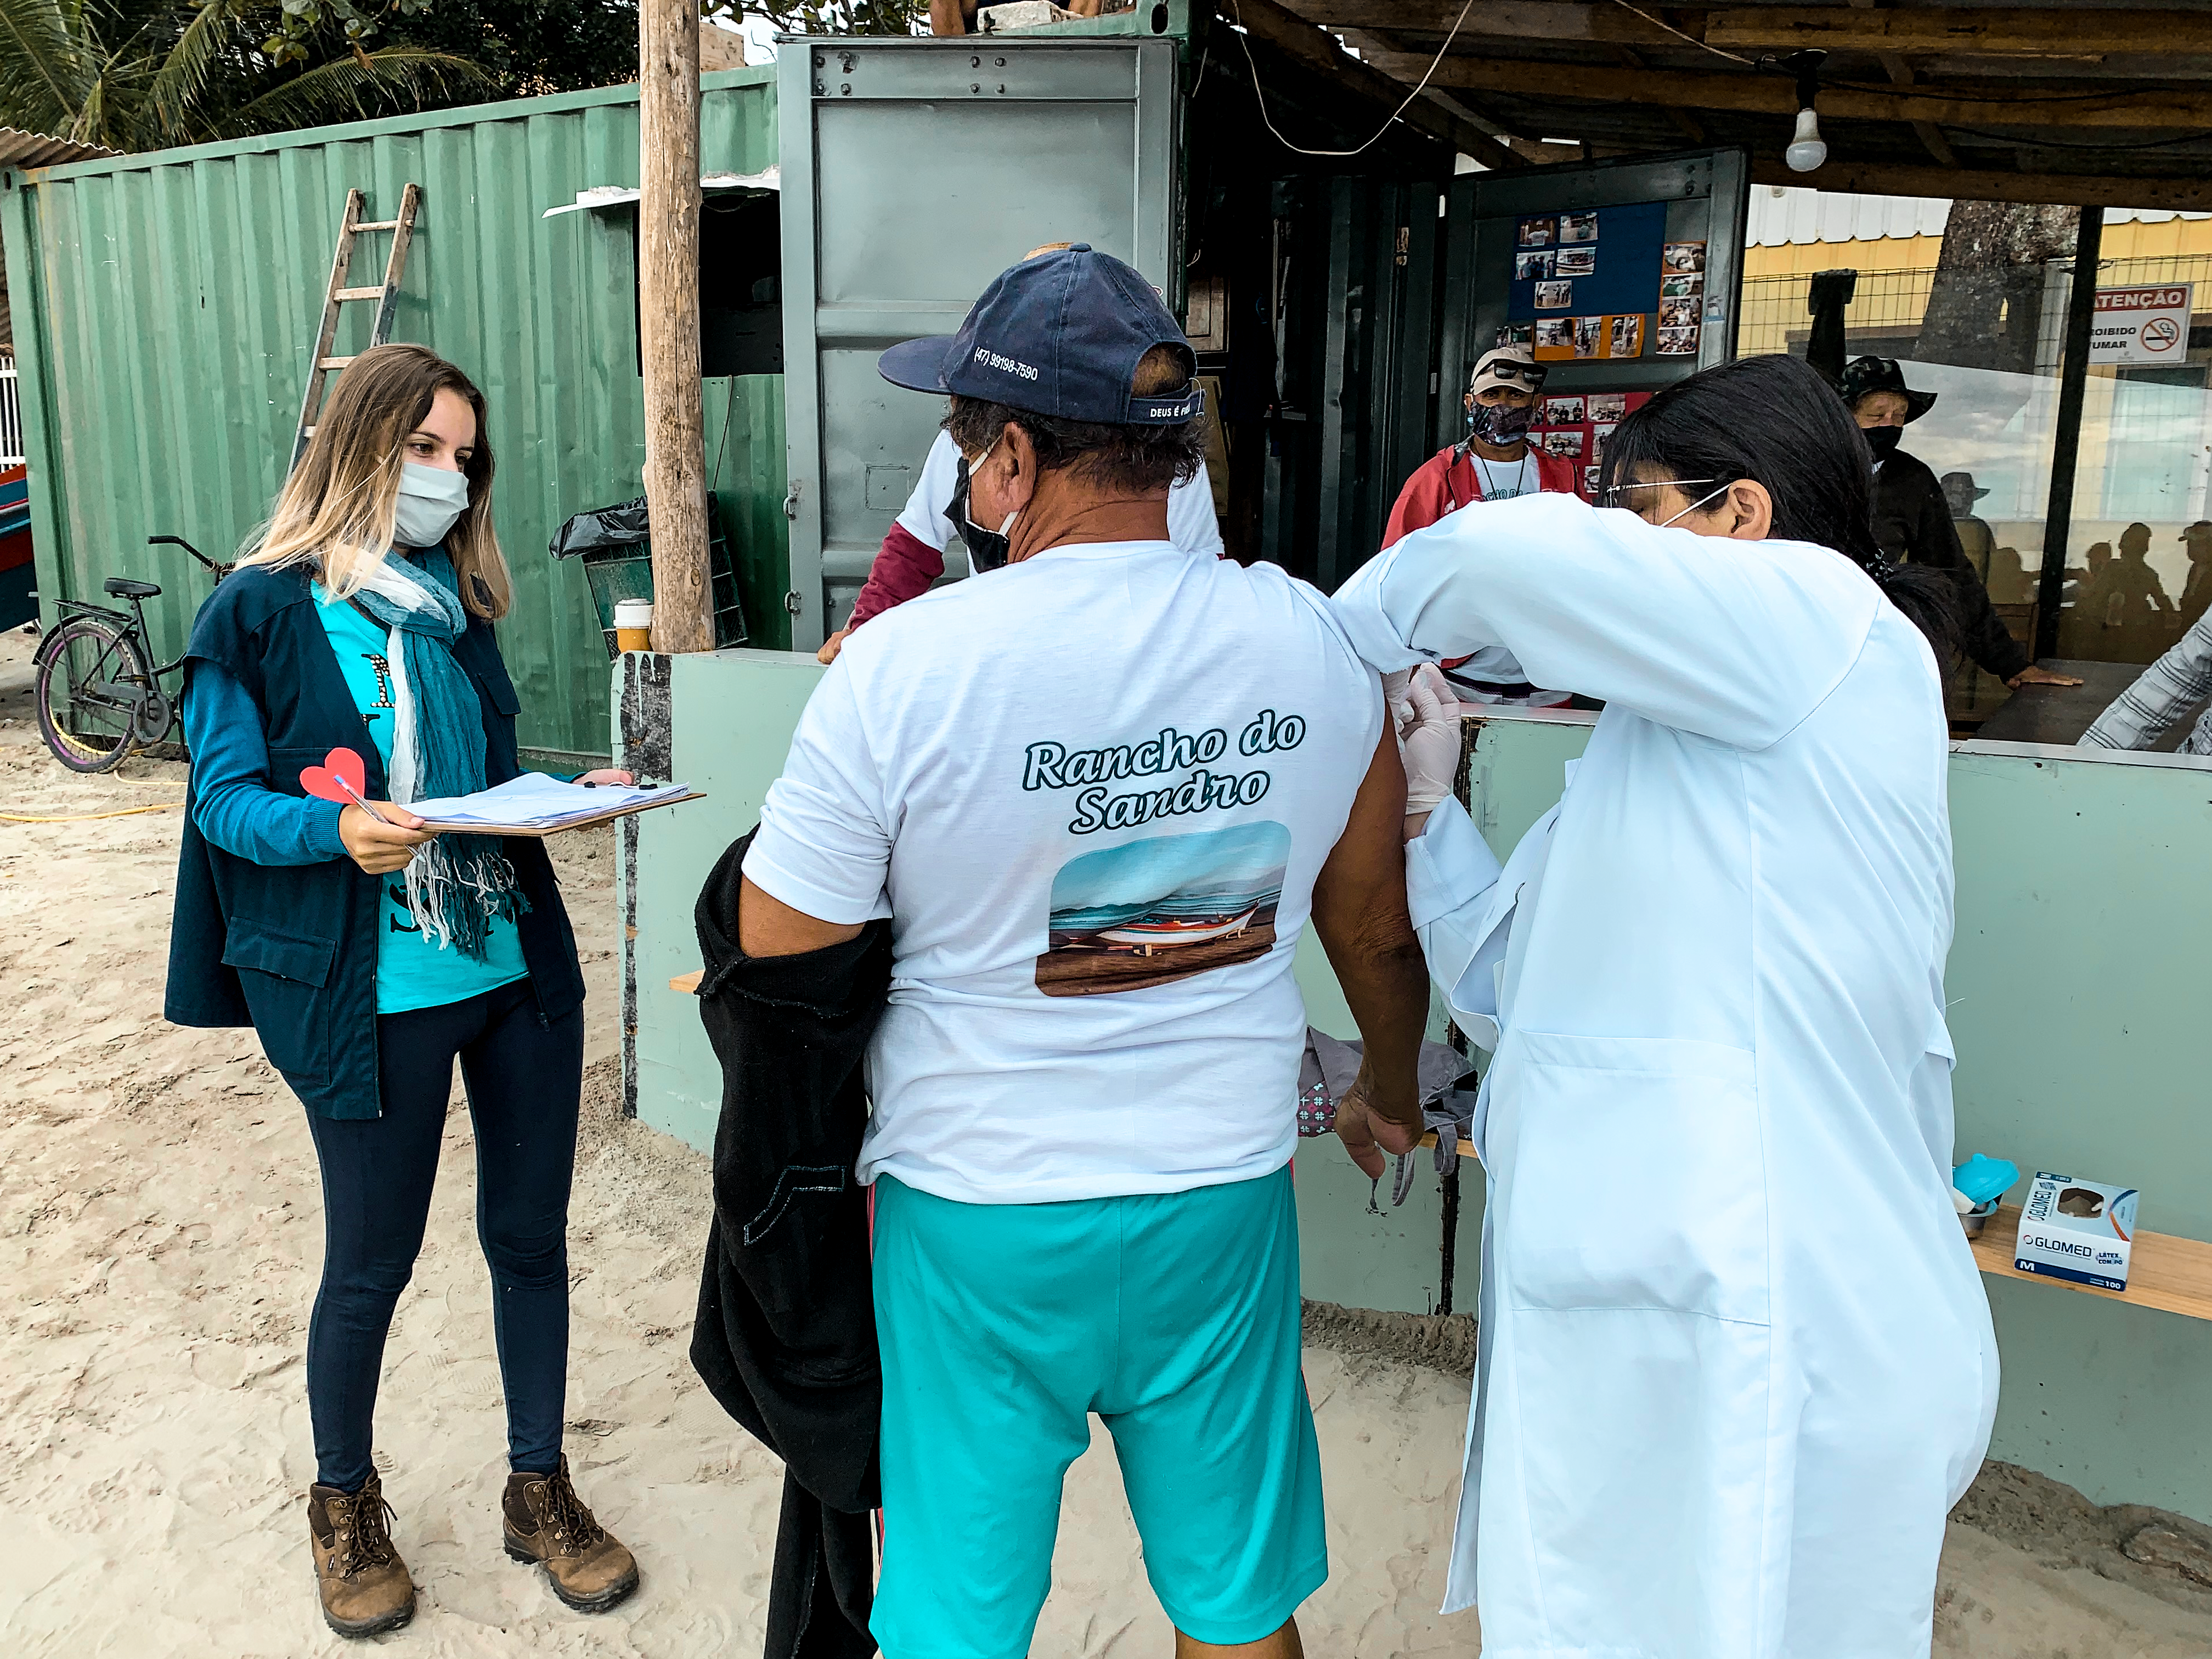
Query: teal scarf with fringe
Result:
<box><xmin>348</xmin><ymin>549</ymin><xmax>523</xmax><ymax>958</ymax></box>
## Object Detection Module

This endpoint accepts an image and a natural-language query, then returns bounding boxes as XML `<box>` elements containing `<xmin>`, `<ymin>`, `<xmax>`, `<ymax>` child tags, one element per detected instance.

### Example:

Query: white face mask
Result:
<box><xmin>1659</xmin><ymin>482</ymin><xmax>1733</xmax><ymax>529</ymax></box>
<box><xmin>392</xmin><ymin>461</ymin><xmax>471</xmax><ymax>549</ymax></box>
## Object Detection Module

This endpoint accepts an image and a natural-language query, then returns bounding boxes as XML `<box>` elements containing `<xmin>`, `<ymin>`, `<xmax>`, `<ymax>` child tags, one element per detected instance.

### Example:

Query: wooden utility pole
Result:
<box><xmin>638</xmin><ymin>0</ymin><xmax>713</xmax><ymax>653</ymax></box>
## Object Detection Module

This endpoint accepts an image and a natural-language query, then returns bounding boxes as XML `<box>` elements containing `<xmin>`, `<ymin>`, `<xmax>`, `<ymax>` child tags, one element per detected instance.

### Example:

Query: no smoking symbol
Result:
<box><xmin>2142</xmin><ymin>316</ymin><xmax>2183</xmax><ymax>353</ymax></box>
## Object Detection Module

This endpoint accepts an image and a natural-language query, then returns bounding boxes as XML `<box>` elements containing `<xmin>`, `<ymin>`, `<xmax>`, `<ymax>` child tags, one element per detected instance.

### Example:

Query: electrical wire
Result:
<box><xmin>1226</xmin><ymin>0</ymin><xmax>1482</xmax><ymax>160</ymax></box>
<box><xmin>1607</xmin><ymin>0</ymin><xmax>1756</xmax><ymax>67</ymax></box>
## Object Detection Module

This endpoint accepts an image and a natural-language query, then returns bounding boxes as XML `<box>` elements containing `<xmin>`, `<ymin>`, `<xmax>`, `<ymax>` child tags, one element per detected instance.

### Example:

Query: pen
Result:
<box><xmin>334</xmin><ymin>777</ymin><xmax>393</xmax><ymax>827</ymax></box>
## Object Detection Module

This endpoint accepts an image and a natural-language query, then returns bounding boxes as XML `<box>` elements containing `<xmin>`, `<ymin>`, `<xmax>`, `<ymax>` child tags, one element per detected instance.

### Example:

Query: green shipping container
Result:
<box><xmin>0</xmin><ymin>67</ymin><xmax>791</xmax><ymax>765</ymax></box>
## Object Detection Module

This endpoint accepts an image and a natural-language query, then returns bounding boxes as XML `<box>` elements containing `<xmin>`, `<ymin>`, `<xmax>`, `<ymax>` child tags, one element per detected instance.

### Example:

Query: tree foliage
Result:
<box><xmin>378</xmin><ymin>0</ymin><xmax>637</xmax><ymax>101</ymax></box>
<box><xmin>709</xmin><ymin>1</ymin><xmax>925</xmax><ymax>40</ymax></box>
<box><xmin>0</xmin><ymin>0</ymin><xmax>492</xmax><ymax>150</ymax></box>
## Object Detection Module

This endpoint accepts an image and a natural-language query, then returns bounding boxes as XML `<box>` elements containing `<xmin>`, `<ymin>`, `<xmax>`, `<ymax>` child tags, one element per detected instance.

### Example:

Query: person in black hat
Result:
<box><xmin>733</xmin><ymin>245</ymin><xmax>1431</xmax><ymax>1659</ymax></box>
<box><xmin>1839</xmin><ymin>356</ymin><xmax>2080</xmax><ymax>691</ymax></box>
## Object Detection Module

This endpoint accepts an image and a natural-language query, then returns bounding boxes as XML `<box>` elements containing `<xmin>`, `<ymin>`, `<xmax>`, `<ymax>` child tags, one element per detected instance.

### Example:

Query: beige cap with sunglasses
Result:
<box><xmin>1469</xmin><ymin>346</ymin><xmax>1549</xmax><ymax>398</ymax></box>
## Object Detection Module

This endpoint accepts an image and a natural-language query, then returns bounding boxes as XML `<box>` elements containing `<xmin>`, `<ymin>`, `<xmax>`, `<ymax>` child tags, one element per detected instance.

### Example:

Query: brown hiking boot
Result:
<box><xmin>502</xmin><ymin>1457</ymin><xmax>639</xmax><ymax>1612</ymax></box>
<box><xmin>307</xmin><ymin>1471</ymin><xmax>416</xmax><ymax>1639</ymax></box>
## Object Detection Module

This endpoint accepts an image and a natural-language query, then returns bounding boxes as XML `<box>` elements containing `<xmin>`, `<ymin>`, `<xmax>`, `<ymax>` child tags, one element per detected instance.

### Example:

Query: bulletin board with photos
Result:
<box><xmin>1437</xmin><ymin>148</ymin><xmax>1750</xmax><ymax>504</ymax></box>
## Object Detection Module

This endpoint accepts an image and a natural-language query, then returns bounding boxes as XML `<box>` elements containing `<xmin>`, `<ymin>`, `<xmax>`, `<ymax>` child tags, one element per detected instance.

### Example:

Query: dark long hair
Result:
<box><xmin>1597</xmin><ymin>353</ymin><xmax>1963</xmax><ymax>660</ymax></box>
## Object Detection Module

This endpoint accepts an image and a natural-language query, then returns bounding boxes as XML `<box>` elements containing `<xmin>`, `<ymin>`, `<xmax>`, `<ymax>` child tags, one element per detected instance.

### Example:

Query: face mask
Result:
<box><xmin>1862</xmin><ymin>425</ymin><xmax>1903</xmax><ymax>461</ymax></box>
<box><xmin>1659</xmin><ymin>482</ymin><xmax>1734</xmax><ymax>529</ymax></box>
<box><xmin>393</xmin><ymin>461</ymin><xmax>471</xmax><ymax>549</ymax></box>
<box><xmin>948</xmin><ymin>442</ymin><xmax>1018</xmax><ymax>573</ymax></box>
<box><xmin>1468</xmin><ymin>397</ymin><xmax>1536</xmax><ymax>447</ymax></box>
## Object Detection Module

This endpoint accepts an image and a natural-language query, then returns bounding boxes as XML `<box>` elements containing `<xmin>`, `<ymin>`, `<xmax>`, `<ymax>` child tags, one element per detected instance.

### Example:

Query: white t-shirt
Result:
<box><xmin>1464</xmin><ymin>448</ymin><xmax>1539</xmax><ymax>502</ymax></box>
<box><xmin>745</xmin><ymin>539</ymin><xmax>1382</xmax><ymax>1205</ymax></box>
<box><xmin>896</xmin><ymin>430</ymin><xmax>1225</xmax><ymax>565</ymax></box>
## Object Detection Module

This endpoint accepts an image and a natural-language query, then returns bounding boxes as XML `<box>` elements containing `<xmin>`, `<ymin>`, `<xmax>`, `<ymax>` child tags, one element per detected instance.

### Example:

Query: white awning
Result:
<box><xmin>542</xmin><ymin>167</ymin><xmax>780</xmax><ymax>218</ymax></box>
<box><xmin>1747</xmin><ymin>186</ymin><xmax>2212</xmax><ymax>247</ymax></box>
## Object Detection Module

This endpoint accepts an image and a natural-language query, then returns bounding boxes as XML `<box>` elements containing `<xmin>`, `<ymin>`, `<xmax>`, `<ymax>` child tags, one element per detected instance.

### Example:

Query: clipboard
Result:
<box><xmin>410</xmin><ymin>789</ymin><xmax>707</xmax><ymax>837</ymax></box>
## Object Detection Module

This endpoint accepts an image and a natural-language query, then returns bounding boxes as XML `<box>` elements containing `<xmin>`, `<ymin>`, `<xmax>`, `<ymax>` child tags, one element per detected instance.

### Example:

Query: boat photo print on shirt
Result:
<box><xmin>1036</xmin><ymin>821</ymin><xmax>1289</xmax><ymax>998</ymax></box>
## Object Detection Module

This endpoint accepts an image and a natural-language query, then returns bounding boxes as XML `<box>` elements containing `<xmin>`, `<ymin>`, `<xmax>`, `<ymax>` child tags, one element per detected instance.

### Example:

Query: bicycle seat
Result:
<box><xmin>103</xmin><ymin>577</ymin><xmax>162</xmax><ymax>600</ymax></box>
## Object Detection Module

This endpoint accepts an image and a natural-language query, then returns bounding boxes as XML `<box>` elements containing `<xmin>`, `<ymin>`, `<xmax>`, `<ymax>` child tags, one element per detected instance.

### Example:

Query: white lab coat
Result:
<box><xmin>1333</xmin><ymin>492</ymin><xmax>1999</xmax><ymax>1659</ymax></box>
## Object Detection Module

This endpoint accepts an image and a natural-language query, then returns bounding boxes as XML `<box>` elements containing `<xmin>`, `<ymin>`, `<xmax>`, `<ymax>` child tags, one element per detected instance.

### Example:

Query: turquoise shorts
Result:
<box><xmin>869</xmin><ymin>1166</ymin><xmax>1325</xmax><ymax>1659</ymax></box>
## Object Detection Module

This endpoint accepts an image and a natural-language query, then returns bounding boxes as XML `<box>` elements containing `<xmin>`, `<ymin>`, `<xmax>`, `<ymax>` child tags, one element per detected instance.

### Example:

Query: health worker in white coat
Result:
<box><xmin>1329</xmin><ymin>353</ymin><xmax>2000</xmax><ymax>1659</ymax></box>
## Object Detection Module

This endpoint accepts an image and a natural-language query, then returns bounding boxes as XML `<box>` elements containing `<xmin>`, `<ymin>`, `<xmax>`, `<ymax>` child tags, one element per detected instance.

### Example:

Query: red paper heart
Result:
<box><xmin>300</xmin><ymin>746</ymin><xmax>368</xmax><ymax>805</ymax></box>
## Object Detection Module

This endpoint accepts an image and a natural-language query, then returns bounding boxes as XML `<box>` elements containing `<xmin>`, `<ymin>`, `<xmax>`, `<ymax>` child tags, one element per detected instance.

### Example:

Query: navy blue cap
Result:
<box><xmin>877</xmin><ymin>245</ymin><xmax>1202</xmax><ymax>426</ymax></box>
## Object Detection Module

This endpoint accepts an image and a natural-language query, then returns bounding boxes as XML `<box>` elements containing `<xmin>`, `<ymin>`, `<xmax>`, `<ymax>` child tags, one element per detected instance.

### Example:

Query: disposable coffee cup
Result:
<box><xmin>613</xmin><ymin>599</ymin><xmax>653</xmax><ymax>653</ymax></box>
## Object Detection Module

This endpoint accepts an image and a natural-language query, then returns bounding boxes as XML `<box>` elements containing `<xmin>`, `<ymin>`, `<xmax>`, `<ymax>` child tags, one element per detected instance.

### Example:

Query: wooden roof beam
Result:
<box><xmin>1330</xmin><ymin>22</ymin><xmax>1540</xmax><ymax>159</ymax></box>
<box><xmin>1280</xmin><ymin>2</ymin><xmax>1699</xmax><ymax>48</ymax></box>
<box><xmin>1846</xmin><ymin>0</ymin><xmax>1963</xmax><ymax>171</ymax></box>
<box><xmin>1368</xmin><ymin>53</ymin><xmax>2212</xmax><ymax>131</ymax></box>
<box><xmin>1215</xmin><ymin>0</ymin><xmax>1528</xmax><ymax>169</ymax></box>
<box><xmin>1707</xmin><ymin>7</ymin><xmax>2212</xmax><ymax>63</ymax></box>
<box><xmin>1285</xmin><ymin>3</ymin><xmax>2212</xmax><ymax>64</ymax></box>
<box><xmin>1609</xmin><ymin>42</ymin><xmax>1708</xmax><ymax>144</ymax></box>
<box><xmin>1747</xmin><ymin>155</ymin><xmax>2212</xmax><ymax>213</ymax></box>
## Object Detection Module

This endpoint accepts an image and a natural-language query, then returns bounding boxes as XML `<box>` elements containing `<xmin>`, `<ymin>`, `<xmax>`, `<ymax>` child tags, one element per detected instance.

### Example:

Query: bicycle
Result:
<box><xmin>34</xmin><ymin>535</ymin><xmax>230</xmax><ymax>773</ymax></box>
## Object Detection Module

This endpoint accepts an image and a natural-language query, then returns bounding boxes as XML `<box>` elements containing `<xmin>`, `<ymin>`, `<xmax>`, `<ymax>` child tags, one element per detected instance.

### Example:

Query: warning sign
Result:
<box><xmin>2091</xmin><ymin>284</ymin><xmax>2194</xmax><ymax>364</ymax></box>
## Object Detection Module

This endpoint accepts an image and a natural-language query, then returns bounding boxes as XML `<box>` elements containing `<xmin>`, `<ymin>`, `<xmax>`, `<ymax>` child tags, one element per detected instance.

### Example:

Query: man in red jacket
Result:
<box><xmin>1381</xmin><ymin>346</ymin><xmax>1579</xmax><ymax>705</ymax></box>
<box><xmin>1383</xmin><ymin>346</ymin><xmax>1577</xmax><ymax>549</ymax></box>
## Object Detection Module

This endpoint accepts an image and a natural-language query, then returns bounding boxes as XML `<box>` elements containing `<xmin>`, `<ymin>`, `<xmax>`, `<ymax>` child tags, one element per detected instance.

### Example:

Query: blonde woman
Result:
<box><xmin>166</xmin><ymin>345</ymin><xmax>639</xmax><ymax>1637</ymax></box>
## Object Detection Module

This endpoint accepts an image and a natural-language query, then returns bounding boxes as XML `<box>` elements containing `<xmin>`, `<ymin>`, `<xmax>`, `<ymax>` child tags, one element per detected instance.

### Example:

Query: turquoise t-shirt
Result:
<box><xmin>311</xmin><ymin>576</ymin><xmax>529</xmax><ymax>1015</ymax></box>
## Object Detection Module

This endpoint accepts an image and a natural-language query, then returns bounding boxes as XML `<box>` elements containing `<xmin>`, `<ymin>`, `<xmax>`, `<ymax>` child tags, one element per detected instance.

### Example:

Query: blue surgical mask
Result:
<box><xmin>393</xmin><ymin>461</ymin><xmax>471</xmax><ymax>549</ymax></box>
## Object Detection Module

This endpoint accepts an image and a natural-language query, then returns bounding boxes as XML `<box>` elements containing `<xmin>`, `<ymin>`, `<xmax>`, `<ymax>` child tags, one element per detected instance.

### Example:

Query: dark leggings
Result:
<box><xmin>304</xmin><ymin>977</ymin><xmax>584</xmax><ymax>1493</ymax></box>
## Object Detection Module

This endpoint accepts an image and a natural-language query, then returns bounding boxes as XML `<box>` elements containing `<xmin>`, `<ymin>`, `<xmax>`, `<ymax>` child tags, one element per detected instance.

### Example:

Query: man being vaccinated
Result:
<box><xmin>739</xmin><ymin>247</ymin><xmax>1429</xmax><ymax>1658</ymax></box>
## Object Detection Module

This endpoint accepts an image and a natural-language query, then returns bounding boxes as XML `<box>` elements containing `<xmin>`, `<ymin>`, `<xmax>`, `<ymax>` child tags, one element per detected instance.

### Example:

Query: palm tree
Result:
<box><xmin>0</xmin><ymin>0</ymin><xmax>490</xmax><ymax>153</ymax></box>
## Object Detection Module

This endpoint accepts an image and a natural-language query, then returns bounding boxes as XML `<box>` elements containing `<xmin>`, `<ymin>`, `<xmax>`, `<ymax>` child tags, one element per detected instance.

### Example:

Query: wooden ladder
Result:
<box><xmin>291</xmin><ymin>183</ymin><xmax>422</xmax><ymax>466</ymax></box>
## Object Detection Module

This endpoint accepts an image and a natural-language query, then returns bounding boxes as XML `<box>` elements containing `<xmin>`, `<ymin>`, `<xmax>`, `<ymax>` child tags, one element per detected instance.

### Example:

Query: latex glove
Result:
<box><xmin>1387</xmin><ymin>662</ymin><xmax>1462</xmax><ymax>812</ymax></box>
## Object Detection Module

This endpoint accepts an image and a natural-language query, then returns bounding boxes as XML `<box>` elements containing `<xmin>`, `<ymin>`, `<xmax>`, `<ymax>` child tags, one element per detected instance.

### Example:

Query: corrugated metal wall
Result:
<box><xmin>0</xmin><ymin>69</ymin><xmax>786</xmax><ymax>759</ymax></box>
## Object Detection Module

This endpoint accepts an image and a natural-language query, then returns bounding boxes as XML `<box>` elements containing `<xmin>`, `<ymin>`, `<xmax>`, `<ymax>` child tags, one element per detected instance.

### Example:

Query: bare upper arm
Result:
<box><xmin>1311</xmin><ymin>724</ymin><xmax>1416</xmax><ymax>955</ymax></box>
<box><xmin>738</xmin><ymin>874</ymin><xmax>866</xmax><ymax>959</ymax></box>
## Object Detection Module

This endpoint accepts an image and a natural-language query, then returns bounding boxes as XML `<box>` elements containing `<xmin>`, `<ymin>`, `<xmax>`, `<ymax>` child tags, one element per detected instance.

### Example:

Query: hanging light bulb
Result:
<box><xmin>1783</xmin><ymin>49</ymin><xmax>1829</xmax><ymax>174</ymax></box>
<box><xmin>1785</xmin><ymin>108</ymin><xmax>1828</xmax><ymax>173</ymax></box>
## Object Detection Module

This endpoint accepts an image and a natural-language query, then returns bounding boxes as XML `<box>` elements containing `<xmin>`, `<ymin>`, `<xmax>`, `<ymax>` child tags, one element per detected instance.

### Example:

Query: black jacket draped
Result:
<box><xmin>690</xmin><ymin>828</ymin><xmax>891</xmax><ymax>1659</ymax></box>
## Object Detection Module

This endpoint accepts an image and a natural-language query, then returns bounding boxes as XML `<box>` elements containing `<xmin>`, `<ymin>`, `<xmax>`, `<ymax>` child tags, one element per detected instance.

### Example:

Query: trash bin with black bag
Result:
<box><xmin>549</xmin><ymin>494</ymin><xmax>749</xmax><ymax>657</ymax></box>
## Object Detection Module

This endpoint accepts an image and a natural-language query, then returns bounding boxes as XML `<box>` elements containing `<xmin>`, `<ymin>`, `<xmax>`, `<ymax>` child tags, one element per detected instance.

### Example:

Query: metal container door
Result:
<box><xmin>778</xmin><ymin>36</ymin><xmax>1181</xmax><ymax>649</ymax></box>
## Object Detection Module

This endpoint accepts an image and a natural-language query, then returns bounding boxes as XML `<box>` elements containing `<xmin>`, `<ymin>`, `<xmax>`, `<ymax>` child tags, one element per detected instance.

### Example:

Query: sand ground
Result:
<box><xmin>3</xmin><ymin>622</ymin><xmax>2211</xmax><ymax>1656</ymax></box>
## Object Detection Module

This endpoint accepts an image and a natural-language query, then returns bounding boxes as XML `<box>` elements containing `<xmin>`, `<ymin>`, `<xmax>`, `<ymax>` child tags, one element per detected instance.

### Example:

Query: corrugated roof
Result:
<box><xmin>0</xmin><ymin>127</ymin><xmax>119</xmax><ymax>170</ymax></box>
<box><xmin>1748</xmin><ymin>187</ymin><xmax>2212</xmax><ymax>247</ymax></box>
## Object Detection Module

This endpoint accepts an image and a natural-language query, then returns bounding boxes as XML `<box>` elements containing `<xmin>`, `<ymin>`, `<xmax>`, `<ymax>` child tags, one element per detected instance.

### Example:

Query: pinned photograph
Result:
<box><xmin>1035</xmin><ymin>822</ymin><xmax>1288</xmax><ymax>997</ymax></box>
<box><xmin>1591</xmin><ymin>421</ymin><xmax>1617</xmax><ymax>461</ymax></box>
<box><xmin>1560</xmin><ymin>211</ymin><xmax>1599</xmax><ymax>244</ymax></box>
<box><xmin>1661</xmin><ymin>271</ymin><xmax>1704</xmax><ymax>299</ymax></box>
<box><xmin>1657</xmin><ymin>324</ymin><xmax>1701</xmax><ymax>356</ymax></box>
<box><xmin>1494</xmin><ymin>322</ymin><xmax>1535</xmax><ymax>348</ymax></box>
<box><xmin>1555</xmin><ymin>246</ymin><xmax>1596</xmax><ymax>278</ymax></box>
<box><xmin>1583</xmin><ymin>466</ymin><xmax>1602</xmax><ymax>496</ymax></box>
<box><xmin>1609</xmin><ymin>314</ymin><xmax>1644</xmax><ymax>358</ymax></box>
<box><xmin>1662</xmin><ymin>240</ymin><xmax>1707</xmax><ymax>275</ymax></box>
<box><xmin>1534</xmin><ymin>318</ymin><xmax>1573</xmax><ymax>349</ymax></box>
<box><xmin>1586</xmin><ymin>392</ymin><xmax>1628</xmax><ymax>421</ymax></box>
<box><xmin>1541</xmin><ymin>430</ymin><xmax>1585</xmax><ymax>459</ymax></box>
<box><xmin>1534</xmin><ymin>279</ymin><xmax>1573</xmax><ymax>311</ymax></box>
<box><xmin>1515</xmin><ymin>250</ymin><xmax>1556</xmax><ymax>282</ymax></box>
<box><xmin>1658</xmin><ymin>298</ymin><xmax>1699</xmax><ymax>330</ymax></box>
<box><xmin>1573</xmin><ymin>315</ymin><xmax>1604</xmax><ymax>358</ymax></box>
<box><xmin>1518</xmin><ymin>216</ymin><xmax>1557</xmax><ymax>246</ymax></box>
<box><xmin>1542</xmin><ymin>395</ymin><xmax>1585</xmax><ymax>426</ymax></box>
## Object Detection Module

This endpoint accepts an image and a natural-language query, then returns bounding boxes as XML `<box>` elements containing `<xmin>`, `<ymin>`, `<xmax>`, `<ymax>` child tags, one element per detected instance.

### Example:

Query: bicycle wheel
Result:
<box><xmin>36</xmin><ymin>617</ymin><xmax>155</xmax><ymax>773</ymax></box>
